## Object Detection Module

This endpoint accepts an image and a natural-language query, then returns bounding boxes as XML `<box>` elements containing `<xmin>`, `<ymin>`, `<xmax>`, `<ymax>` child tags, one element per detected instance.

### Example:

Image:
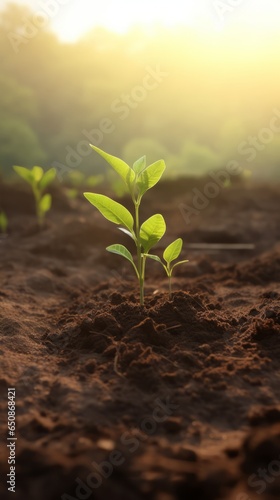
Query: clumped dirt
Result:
<box><xmin>0</xmin><ymin>178</ymin><xmax>279</xmax><ymax>500</ymax></box>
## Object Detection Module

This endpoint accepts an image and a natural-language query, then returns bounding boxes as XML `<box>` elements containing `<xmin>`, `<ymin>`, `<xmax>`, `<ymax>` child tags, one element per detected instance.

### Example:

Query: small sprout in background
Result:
<box><xmin>145</xmin><ymin>238</ymin><xmax>189</xmax><ymax>299</ymax></box>
<box><xmin>84</xmin><ymin>145</ymin><xmax>186</xmax><ymax>305</ymax></box>
<box><xmin>106</xmin><ymin>170</ymin><xmax>127</xmax><ymax>198</ymax></box>
<box><xmin>66</xmin><ymin>170</ymin><xmax>85</xmax><ymax>199</ymax></box>
<box><xmin>65</xmin><ymin>187</ymin><xmax>79</xmax><ymax>200</ymax></box>
<box><xmin>66</xmin><ymin>170</ymin><xmax>103</xmax><ymax>199</ymax></box>
<box><xmin>242</xmin><ymin>169</ymin><xmax>252</xmax><ymax>180</ymax></box>
<box><xmin>68</xmin><ymin>170</ymin><xmax>85</xmax><ymax>186</ymax></box>
<box><xmin>13</xmin><ymin>166</ymin><xmax>56</xmax><ymax>226</ymax></box>
<box><xmin>87</xmin><ymin>174</ymin><xmax>104</xmax><ymax>188</ymax></box>
<box><xmin>0</xmin><ymin>211</ymin><xmax>8</xmax><ymax>234</ymax></box>
<box><xmin>223</xmin><ymin>178</ymin><xmax>231</xmax><ymax>189</ymax></box>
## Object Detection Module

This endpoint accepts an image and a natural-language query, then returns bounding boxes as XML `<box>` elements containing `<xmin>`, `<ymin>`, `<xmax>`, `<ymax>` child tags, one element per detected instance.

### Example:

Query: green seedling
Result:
<box><xmin>13</xmin><ymin>166</ymin><xmax>56</xmax><ymax>225</ymax></box>
<box><xmin>0</xmin><ymin>211</ymin><xmax>8</xmax><ymax>234</ymax></box>
<box><xmin>84</xmin><ymin>145</ymin><xmax>168</xmax><ymax>305</ymax></box>
<box><xmin>145</xmin><ymin>238</ymin><xmax>189</xmax><ymax>299</ymax></box>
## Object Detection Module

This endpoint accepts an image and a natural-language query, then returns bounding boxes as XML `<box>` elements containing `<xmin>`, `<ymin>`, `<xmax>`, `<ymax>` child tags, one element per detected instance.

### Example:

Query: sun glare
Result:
<box><xmin>4</xmin><ymin>0</ymin><xmax>280</xmax><ymax>41</ymax></box>
<box><xmin>44</xmin><ymin>0</ymin><xmax>280</xmax><ymax>41</ymax></box>
<box><xmin>51</xmin><ymin>0</ymin><xmax>206</xmax><ymax>41</ymax></box>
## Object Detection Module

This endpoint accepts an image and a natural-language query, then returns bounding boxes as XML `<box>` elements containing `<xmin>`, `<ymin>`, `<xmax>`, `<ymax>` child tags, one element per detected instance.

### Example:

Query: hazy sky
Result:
<box><xmin>1</xmin><ymin>0</ymin><xmax>280</xmax><ymax>41</ymax></box>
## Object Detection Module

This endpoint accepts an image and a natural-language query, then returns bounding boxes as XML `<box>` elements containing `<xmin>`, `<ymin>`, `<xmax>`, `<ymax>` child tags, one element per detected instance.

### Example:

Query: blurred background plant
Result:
<box><xmin>13</xmin><ymin>166</ymin><xmax>56</xmax><ymax>225</ymax></box>
<box><xmin>0</xmin><ymin>211</ymin><xmax>8</xmax><ymax>234</ymax></box>
<box><xmin>65</xmin><ymin>171</ymin><xmax>104</xmax><ymax>199</ymax></box>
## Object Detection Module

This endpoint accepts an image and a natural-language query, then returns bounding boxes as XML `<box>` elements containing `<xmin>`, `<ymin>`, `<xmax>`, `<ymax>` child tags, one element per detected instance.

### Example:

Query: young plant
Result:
<box><xmin>84</xmin><ymin>145</ymin><xmax>167</xmax><ymax>305</ymax></box>
<box><xmin>145</xmin><ymin>238</ymin><xmax>189</xmax><ymax>299</ymax></box>
<box><xmin>0</xmin><ymin>211</ymin><xmax>8</xmax><ymax>234</ymax></box>
<box><xmin>13</xmin><ymin>166</ymin><xmax>56</xmax><ymax>226</ymax></box>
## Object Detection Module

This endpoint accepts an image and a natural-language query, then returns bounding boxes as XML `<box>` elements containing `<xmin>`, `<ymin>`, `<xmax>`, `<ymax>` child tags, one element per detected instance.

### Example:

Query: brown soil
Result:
<box><xmin>0</xmin><ymin>178</ymin><xmax>280</xmax><ymax>500</ymax></box>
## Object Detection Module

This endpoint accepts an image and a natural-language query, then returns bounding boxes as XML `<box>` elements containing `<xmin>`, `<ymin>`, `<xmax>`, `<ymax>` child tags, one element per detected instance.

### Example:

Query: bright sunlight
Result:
<box><xmin>5</xmin><ymin>0</ymin><xmax>280</xmax><ymax>41</ymax></box>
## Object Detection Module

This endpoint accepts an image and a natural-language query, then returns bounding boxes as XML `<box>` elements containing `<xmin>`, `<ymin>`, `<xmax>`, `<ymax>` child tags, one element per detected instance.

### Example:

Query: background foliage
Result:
<box><xmin>1</xmin><ymin>3</ymin><xmax>280</xmax><ymax>180</ymax></box>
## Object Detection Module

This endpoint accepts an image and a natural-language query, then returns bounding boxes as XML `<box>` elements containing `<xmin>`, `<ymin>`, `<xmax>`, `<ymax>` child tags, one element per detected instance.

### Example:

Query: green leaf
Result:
<box><xmin>106</xmin><ymin>244</ymin><xmax>139</xmax><ymax>277</ymax></box>
<box><xmin>118</xmin><ymin>227</ymin><xmax>135</xmax><ymax>240</ymax></box>
<box><xmin>32</xmin><ymin>166</ymin><xmax>44</xmax><ymax>182</ymax></box>
<box><xmin>13</xmin><ymin>166</ymin><xmax>34</xmax><ymax>185</ymax></box>
<box><xmin>137</xmin><ymin>160</ymin><xmax>166</xmax><ymax>196</ymax></box>
<box><xmin>106</xmin><ymin>244</ymin><xmax>133</xmax><ymax>263</ymax></box>
<box><xmin>140</xmin><ymin>214</ymin><xmax>166</xmax><ymax>252</ymax></box>
<box><xmin>84</xmin><ymin>193</ymin><xmax>134</xmax><ymax>232</ymax></box>
<box><xmin>133</xmin><ymin>156</ymin><xmax>146</xmax><ymax>174</ymax></box>
<box><xmin>144</xmin><ymin>254</ymin><xmax>163</xmax><ymax>264</ymax></box>
<box><xmin>39</xmin><ymin>193</ymin><xmax>52</xmax><ymax>213</ymax></box>
<box><xmin>172</xmin><ymin>260</ymin><xmax>189</xmax><ymax>270</ymax></box>
<box><xmin>39</xmin><ymin>168</ymin><xmax>56</xmax><ymax>190</ymax></box>
<box><xmin>90</xmin><ymin>145</ymin><xmax>135</xmax><ymax>190</ymax></box>
<box><xmin>163</xmin><ymin>238</ymin><xmax>183</xmax><ymax>264</ymax></box>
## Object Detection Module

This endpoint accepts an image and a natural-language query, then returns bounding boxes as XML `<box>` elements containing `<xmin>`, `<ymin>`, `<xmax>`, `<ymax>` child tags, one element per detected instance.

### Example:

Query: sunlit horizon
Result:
<box><xmin>2</xmin><ymin>0</ymin><xmax>280</xmax><ymax>42</ymax></box>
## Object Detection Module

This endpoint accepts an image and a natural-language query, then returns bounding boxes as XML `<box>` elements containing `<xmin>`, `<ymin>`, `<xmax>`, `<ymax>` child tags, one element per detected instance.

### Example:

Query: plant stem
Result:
<box><xmin>140</xmin><ymin>254</ymin><xmax>147</xmax><ymax>305</ymax></box>
<box><xmin>135</xmin><ymin>201</ymin><xmax>144</xmax><ymax>305</ymax></box>
<box><xmin>33</xmin><ymin>185</ymin><xmax>42</xmax><ymax>226</ymax></box>
<box><xmin>168</xmin><ymin>274</ymin><xmax>172</xmax><ymax>299</ymax></box>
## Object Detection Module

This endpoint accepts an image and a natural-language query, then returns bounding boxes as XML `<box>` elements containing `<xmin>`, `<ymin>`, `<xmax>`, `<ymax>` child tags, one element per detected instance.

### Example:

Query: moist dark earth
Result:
<box><xmin>0</xmin><ymin>177</ymin><xmax>280</xmax><ymax>500</ymax></box>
